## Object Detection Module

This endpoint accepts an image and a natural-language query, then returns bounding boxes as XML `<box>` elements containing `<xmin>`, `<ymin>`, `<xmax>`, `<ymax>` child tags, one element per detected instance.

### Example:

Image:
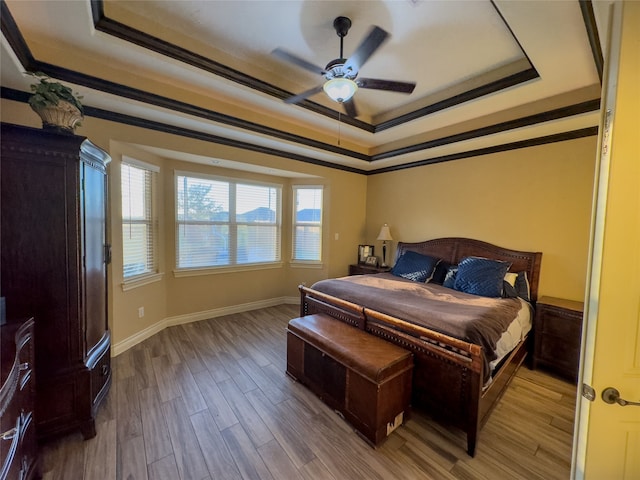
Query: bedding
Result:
<box><xmin>390</xmin><ymin>250</ymin><xmax>440</xmax><ymax>282</ymax></box>
<box><xmin>300</xmin><ymin>237</ymin><xmax>542</xmax><ymax>456</ymax></box>
<box><xmin>490</xmin><ymin>297</ymin><xmax>533</xmax><ymax>370</ymax></box>
<box><xmin>453</xmin><ymin>256</ymin><xmax>511</xmax><ymax>297</ymax></box>
<box><xmin>312</xmin><ymin>272</ymin><xmax>531</xmax><ymax>382</ymax></box>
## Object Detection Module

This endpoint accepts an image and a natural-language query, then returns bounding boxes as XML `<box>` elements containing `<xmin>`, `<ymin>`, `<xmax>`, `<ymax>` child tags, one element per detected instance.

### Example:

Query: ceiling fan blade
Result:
<box><xmin>284</xmin><ymin>85</ymin><xmax>324</xmax><ymax>104</ymax></box>
<box><xmin>357</xmin><ymin>78</ymin><xmax>416</xmax><ymax>94</ymax></box>
<box><xmin>272</xmin><ymin>48</ymin><xmax>326</xmax><ymax>76</ymax></box>
<box><xmin>343</xmin><ymin>98</ymin><xmax>358</xmax><ymax>118</ymax></box>
<box><xmin>343</xmin><ymin>26</ymin><xmax>389</xmax><ymax>74</ymax></box>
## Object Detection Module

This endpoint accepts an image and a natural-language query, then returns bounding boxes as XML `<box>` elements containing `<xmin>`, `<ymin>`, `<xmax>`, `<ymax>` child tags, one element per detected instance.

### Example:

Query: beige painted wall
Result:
<box><xmin>365</xmin><ymin>136</ymin><xmax>598</xmax><ymax>301</ymax></box>
<box><xmin>1</xmin><ymin>99</ymin><xmax>368</xmax><ymax>347</ymax></box>
<box><xmin>1</xmin><ymin>96</ymin><xmax>595</xmax><ymax>348</ymax></box>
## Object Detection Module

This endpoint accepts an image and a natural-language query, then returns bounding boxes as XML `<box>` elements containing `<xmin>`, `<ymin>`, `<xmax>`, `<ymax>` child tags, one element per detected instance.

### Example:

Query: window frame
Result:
<box><xmin>121</xmin><ymin>157</ymin><xmax>161</xmax><ymax>289</ymax></box>
<box><xmin>174</xmin><ymin>170</ymin><xmax>283</xmax><ymax>275</ymax></box>
<box><xmin>291</xmin><ymin>185</ymin><xmax>324</xmax><ymax>265</ymax></box>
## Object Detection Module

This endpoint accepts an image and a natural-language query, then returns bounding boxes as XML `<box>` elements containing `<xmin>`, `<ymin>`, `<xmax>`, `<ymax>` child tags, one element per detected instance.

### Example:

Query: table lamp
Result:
<box><xmin>376</xmin><ymin>224</ymin><xmax>393</xmax><ymax>267</ymax></box>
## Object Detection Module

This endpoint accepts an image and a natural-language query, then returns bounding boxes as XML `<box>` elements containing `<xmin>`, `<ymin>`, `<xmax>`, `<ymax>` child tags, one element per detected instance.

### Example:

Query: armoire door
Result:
<box><xmin>81</xmin><ymin>160</ymin><xmax>107</xmax><ymax>352</ymax></box>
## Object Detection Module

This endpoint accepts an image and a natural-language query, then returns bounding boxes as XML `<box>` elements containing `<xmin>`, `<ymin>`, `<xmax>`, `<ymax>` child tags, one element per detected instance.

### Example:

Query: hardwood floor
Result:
<box><xmin>40</xmin><ymin>305</ymin><xmax>577</xmax><ymax>479</ymax></box>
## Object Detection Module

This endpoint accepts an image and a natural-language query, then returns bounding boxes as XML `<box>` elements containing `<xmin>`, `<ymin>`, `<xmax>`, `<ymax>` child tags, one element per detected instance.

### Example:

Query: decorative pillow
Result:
<box><xmin>431</xmin><ymin>260</ymin><xmax>451</xmax><ymax>285</ymax></box>
<box><xmin>515</xmin><ymin>271</ymin><xmax>531</xmax><ymax>302</ymax></box>
<box><xmin>504</xmin><ymin>272</ymin><xmax>518</xmax><ymax>287</ymax></box>
<box><xmin>391</xmin><ymin>251</ymin><xmax>441</xmax><ymax>283</ymax></box>
<box><xmin>454</xmin><ymin>256</ymin><xmax>512</xmax><ymax>297</ymax></box>
<box><xmin>502</xmin><ymin>271</ymin><xmax>531</xmax><ymax>301</ymax></box>
<box><xmin>502</xmin><ymin>281</ymin><xmax>518</xmax><ymax>298</ymax></box>
<box><xmin>442</xmin><ymin>265</ymin><xmax>458</xmax><ymax>289</ymax></box>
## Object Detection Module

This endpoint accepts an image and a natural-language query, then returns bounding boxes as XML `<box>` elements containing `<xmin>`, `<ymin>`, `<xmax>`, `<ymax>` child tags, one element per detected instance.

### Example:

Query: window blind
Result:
<box><xmin>292</xmin><ymin>186</ymin><xmax>323</xmax><ymax>261</ymax></box>
<box><xmin>176</xmin><ymin>173</ymin><xmax>281</xmax><ymax>269</ymax></box>
<box><xmin>121</xmin><ymin>160</ymin><xmax>158</xmax><ymax>278</ymax></box>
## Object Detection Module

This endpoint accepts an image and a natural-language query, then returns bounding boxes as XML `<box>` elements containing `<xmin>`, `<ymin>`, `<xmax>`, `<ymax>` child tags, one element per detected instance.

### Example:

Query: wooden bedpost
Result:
<box><xmin>299</xmin><ymin>285</ymin><xmax>307</xmax><ymax>317</ymax></box>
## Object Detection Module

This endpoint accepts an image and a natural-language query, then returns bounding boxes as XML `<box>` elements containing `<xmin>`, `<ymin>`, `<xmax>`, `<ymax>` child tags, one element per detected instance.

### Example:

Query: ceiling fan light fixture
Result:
<box><xmin>323</xmin><ymin>78</ymin><xmax>358</xmax><ymax>103</ymax></box>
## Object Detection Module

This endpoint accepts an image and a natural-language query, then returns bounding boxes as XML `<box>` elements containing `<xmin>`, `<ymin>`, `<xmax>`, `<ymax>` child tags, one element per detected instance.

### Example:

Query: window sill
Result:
<box><xmin>289</xmin><ymin>261</ymin><xmax>324</xmax><ymax>269</ymax></box>
<box><xmin>173</xmin><ymin>262</ymin><xmax>284</xmax><ymax>278</ymax></box>
<box><xmin>121</xmin><ymin>272</ymin><xmax>164</xmax><ymax>291</ymax></box>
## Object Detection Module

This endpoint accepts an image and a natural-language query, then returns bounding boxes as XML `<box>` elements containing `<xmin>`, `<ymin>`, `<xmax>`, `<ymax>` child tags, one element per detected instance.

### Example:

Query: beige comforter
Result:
<box><xmin>311</xmin><ymin>273</ymin><xmax>526</xmax><ymax>377</ymax></box>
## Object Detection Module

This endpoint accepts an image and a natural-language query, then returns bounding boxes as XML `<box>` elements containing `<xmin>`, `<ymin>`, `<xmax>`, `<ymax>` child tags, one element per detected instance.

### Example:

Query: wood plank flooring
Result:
<box><xmin>40</xmin><ymin>305</ymin><xmax>577</xmax><ymax>479</ymax></box>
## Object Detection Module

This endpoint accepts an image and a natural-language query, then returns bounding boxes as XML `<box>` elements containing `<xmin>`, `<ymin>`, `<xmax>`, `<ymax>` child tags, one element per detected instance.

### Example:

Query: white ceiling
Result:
<box><xmin>1</xmin><ymin>0</ymin><xmax>603</xmax><ymax>174</ymax></box>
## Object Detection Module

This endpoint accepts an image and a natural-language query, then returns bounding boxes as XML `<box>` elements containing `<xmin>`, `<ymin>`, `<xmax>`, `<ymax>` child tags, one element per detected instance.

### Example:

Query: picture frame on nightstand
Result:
<box><xmin>365</xmin><ymin>255</ymin><xmax>379</xmax><ymax>266</ymax></box>
<box><xmin>358</xmin><ymin>245</ymin><xmax>374</xmax><ymax>264</ymax></box>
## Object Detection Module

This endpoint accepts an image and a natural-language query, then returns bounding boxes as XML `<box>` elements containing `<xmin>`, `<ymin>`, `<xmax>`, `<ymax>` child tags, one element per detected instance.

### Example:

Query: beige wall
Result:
<box><xmin>365</xmin><ymin>137</ymin><xmax>597</xmax><ymax>301</ymax></box>
<box><xmin>1</xmin><ymin>96</ymin><xmax>596</xmax><ymax>349</ymax></box>
<box><xmin>0</xmin><ymin>99</ymin><xmax>368</xmax><ymax>348</ymax></box>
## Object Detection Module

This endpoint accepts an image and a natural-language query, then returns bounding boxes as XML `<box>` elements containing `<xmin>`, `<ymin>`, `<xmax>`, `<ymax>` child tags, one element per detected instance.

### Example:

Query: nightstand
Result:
<box><xmin>533</xmin><ymin>296</ymin><xmax>584</xmax><ymax>382</ymax></box>
<box><xmin>349</xmin><ymin>264</ymin><xmax>392</xmax><ymax>275</ymax></box>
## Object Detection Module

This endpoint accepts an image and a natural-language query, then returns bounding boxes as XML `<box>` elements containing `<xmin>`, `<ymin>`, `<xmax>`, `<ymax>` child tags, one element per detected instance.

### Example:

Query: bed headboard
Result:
<box><xmin>395</xmin><ymin>238</ymin><xmax>542</xmax><ymax>303</ymax></box>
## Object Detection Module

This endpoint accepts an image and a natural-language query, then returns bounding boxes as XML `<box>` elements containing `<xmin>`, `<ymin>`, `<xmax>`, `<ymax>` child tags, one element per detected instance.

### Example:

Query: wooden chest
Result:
<box><xmin>287</xmin><ymin>314</ymin><xmax>413</xmax><ymax>446</ymax></box>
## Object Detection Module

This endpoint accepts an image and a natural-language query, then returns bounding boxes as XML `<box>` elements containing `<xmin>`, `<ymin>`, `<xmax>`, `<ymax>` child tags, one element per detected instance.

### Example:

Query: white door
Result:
<box><xmin>572</xmin><ymin>1</ymin><xmax>640</xmax><ymax>478</ymax></box>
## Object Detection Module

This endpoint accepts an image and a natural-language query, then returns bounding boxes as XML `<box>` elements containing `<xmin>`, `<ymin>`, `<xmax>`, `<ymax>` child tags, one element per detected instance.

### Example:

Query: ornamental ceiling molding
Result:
<box><xmin>1</xmin><ymin>0</ymin><xmax>603</xmax><ymax>174</ymax></box>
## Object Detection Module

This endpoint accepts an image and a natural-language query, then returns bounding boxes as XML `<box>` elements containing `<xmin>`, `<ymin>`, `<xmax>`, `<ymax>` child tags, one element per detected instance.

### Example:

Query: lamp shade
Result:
<box><xmin>323</xmin><ymin>78</ymin><xmax>358</xmax><ymax>103</ymax></box>
<box><xmin>376</xmin><ymin>224</ymin><xmax>393</xmax><ymax>241</ymax></box>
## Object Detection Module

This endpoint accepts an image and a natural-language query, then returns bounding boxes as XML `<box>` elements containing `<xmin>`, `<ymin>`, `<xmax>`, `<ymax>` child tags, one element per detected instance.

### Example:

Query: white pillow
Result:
<box><xmin>504</xmin><ymin>272</ymin><xmax>518</xmax><ymax>287</ymax></box>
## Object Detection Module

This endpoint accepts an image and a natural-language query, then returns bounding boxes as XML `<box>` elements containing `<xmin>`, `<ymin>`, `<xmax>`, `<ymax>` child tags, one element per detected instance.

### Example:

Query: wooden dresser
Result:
<box><xmin>533</xmin><ymin>296</ymin><xmax>584</xmax><ymax>382</ymax></box>
<box><xmin>1</xmin><ymin>319</ymin><xmax>39</xmax><ymax>480</ymax></box>
<box><xmin>0</xmin><ymin>123</ymin><xmax>112</xmax><ymax>441</ymax></box>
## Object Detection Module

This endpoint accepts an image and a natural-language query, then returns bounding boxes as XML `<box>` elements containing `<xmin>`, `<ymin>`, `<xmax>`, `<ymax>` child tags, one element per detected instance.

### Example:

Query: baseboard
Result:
<box><xmin>112</xmin><ymin>320</ymin><xmax>168</xmax><ymax>357</ymax></box>
<box><xmin>112</xmin><ymin>296</ymin><xmax>299</xmax><ymax>356</ymax></box>
<box><xmin>283</xmin><ymin>295</ymin><xmax>299</xmax><ymax>304</ymax></box>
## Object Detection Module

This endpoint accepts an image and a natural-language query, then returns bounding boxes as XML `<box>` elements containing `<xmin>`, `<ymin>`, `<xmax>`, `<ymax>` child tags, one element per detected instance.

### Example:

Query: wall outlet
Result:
<box><xmin>138</xmin><ymin>306</ymin><xmax>144</xmax><ymax>318</ymax></box>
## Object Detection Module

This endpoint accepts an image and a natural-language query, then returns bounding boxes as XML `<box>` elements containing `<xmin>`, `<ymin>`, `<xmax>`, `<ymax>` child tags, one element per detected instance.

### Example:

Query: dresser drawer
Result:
<box><xmin>1</xmin><ymin>412</ymin><xmax>21</xmax><ymax>480</ymax></box>
<box><xmin>539</xmin><ymin>310</ymin><xmax>581</xmax><ymax>337</ymax></box>
<box><xmin>4</xmin><ymin>406</ymin><xmax>39</xmax><ymax>480</ymax></box>
<box><xmin>1</xmin><ymin>319</ymin><xmax>39</xmax><ymax>480</ymax></box>
<box><xmin>90</xmin><ymin>346</ymin><xmax>111</xmax><ymax>406</ymax></box>
<box><xmin>538</xmin><ymin>334</ymin><xmax>580</xmax><ymax>370</ymax></box>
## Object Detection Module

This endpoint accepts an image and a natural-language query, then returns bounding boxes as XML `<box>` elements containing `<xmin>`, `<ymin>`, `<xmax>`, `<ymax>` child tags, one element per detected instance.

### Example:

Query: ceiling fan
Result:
<box><xmin>272</xmin><ymin>16</ymin><xmax>416</xmax><ymax>118</ymax></box>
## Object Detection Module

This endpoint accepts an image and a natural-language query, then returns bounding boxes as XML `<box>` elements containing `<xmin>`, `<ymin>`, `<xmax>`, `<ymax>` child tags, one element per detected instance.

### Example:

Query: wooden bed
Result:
<box><xmin>299</xmin><ymin>237</ymin><xmax>542</xmax><ymax>456</ymax></box>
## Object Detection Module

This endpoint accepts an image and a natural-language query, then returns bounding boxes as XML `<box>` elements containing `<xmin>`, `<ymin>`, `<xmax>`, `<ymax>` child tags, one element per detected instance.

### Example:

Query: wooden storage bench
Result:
<box><xmin>286</xmin><ymin>313</ymin><xmax>413</xmax><ymax>446</ymax></box>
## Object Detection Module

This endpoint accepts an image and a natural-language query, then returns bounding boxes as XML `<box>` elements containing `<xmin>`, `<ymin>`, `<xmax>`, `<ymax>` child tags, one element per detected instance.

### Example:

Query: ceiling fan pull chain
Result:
<box><xmin>338</xmin><ymin>111</ymin><xmax>341</xmax><ymax>146</ymax></box>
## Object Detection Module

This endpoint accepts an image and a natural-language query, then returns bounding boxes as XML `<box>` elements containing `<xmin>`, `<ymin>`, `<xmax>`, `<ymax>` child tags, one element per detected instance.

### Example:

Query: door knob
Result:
<box><xmin>601</xmin><ymin>387</ymin><xmax>640</xmax><ymax>406</ymax></box>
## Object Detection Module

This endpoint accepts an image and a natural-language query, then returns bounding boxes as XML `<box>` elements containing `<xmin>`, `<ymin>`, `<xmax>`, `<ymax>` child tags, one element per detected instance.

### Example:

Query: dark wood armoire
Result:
<box><xmin>0</xmin><ymin>122</ymin><xmax>111</xmax><ymax>441</ymax></box>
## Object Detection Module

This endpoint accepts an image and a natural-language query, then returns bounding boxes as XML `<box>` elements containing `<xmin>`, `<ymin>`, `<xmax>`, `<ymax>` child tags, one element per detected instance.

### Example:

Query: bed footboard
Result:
<box><xmin>300</xmin><ymin>285</ymin><xmax>366</xmax><ymax>329</ymax></box>
<box><xmin>364</xmin><ymin>308</ymin><xmax>484</xmax><ymax>456</ymax></box>
<box><xmin>300</xmin><ymin>285</ymin><xmax>485</xmax><ymax>456</ymax></box>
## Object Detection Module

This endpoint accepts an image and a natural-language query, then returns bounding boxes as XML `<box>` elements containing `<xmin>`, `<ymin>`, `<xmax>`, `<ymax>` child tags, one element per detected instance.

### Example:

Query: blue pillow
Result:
<box><xmin>454</xmin><ymin>257</ymin><xmax>512</xmax><ymax>297</ymax></box>
<box><xmin>391</xmin><ymin>251</ymin><xmax>441</xmax><ymax>283</ymax></box>
<box><xmin>442</xmin><ymin>265</ymin><xmax>458</xmax><ymax>289</ymax></box>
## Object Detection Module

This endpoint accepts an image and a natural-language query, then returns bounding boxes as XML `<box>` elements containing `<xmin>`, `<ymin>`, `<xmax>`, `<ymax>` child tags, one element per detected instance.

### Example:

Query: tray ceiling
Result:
<box><xmin>0</xmin><ymin>0</ymin><xmax>602</xmax><ymax>174</ymax></box>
